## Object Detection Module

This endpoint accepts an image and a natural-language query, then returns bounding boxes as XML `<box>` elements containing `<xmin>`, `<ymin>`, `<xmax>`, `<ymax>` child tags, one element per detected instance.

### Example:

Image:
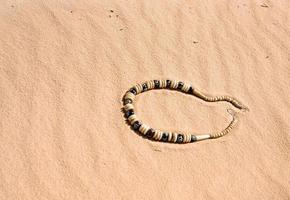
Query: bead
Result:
<box><xmin>147</xmin><ymin>80</ymin><xmax>154</xmax><ymax>89</ymax></box>
<box><xmin>125</xmin><ymin>109</ymin><xmax>134</xmax><ymax>118</ymax></box>
<box><xmin>123</xmin><ymin>99</ymin><xmax>132</xmax><ymax>105</ymax></box>
<box><xmin>171</xmin><ymin>132</ymin><xmax>177</xmax><ymax>142</ymax></box>
<box><xmin>139</xmin><ymin>124</ymin><xmax>149</xmax><ymax>135</ymax></box>
<box><xmin>142</xmin><ymin>83</ymin><xmax>148</xmax><ymax>91</ymax></box>
<box><xmin>153</xmin><ymin>130</ymin><xmax>161</xmax><ymax>140</ymax></box>
<box><xmin>124</xmin><ymin>92</ymin><xmax>135</xmax><ymax>101</ymax></box>
<box><xmin>177</xmin><ymin>81</ymin><xmax>184</xmax><ymax>90</ymax></box>
<box><xmin>183</xmin><ymin>133</ymin><xmax>189</xmax><ymax>143</ymax></box>
<box><xmin>154</xmin><ymin>80</ymin><xmax>160</xmax><ymax>88</ymax></box>
<box><xmin>166</xmin><ymin>80</ymin><xmax>171</xmax><ymax>88</ymax></box>
<box><xmin>167</xmin><ymin>132</ymin><xmax>173</xmax><ymax>142</ymax></box>
<box><xmin>176</xmin><ymin>134</ymin><xmax>184</xmax><ymax>143</ymax></box>
<box><xmin>146</xmin><ymin>128</ymin><xmax>155</xmax><ymax>138</ymax></box>
<box><xmin>128</xmin><ymin>114</ymin><xmax>138</xmax><ymax>124</ymax></box>
<box><xmin>161</xmin><ymin>132</ymin><xmax>169</xmax><ymax>142</ymax></box>
<box><xmin>129</xmin><ymin>88</ymin><xmax>137</xmax><ymax>95</ymax></box>
<box><xmin>132</xmin><ymin>121</ymin><xmax>141</xmax><ymax>130</ymax></box>
<box><xmin>182</xmin><ymin>84</ymin><xmax>190</xmax><ymax>93</ymax></box>
<box><xmin>161</xmin><ymin>80</ymin><xmax>167</xmax><ymax>88</ymax></box>
<box><xmin>171</xmin><ymin>80</ymin><xmax>178</xmax><ymax>89</ymax></box>
<box><xmin>195</xmin><ymin>134</ymin><xmax>210</xmax><ymax>141</ymax></box>
<box><xmin>191</xmin><ymin>135</ymin><xmax>197</xmax><ymax>142</ymax></box>
<box><xmin>134</xmin><ymin>84</ymin><xmax>143</xmax><ymax>94</ymax></box>
<box><xmin>123</xmin><ymin>103</ymin><xmax>134</xmax><ymax>111</ymax></box>
<box><xmin>188</xmin><ymin>86</ymin><xmax>193</xmax><ymax>94</ymax></box>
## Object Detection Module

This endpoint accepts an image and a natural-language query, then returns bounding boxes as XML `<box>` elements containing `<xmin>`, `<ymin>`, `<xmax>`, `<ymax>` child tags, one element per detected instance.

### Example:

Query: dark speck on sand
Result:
<box><xmin>260</xmin><ymin>3</ymin><xmax>269</xmax><ymax>8</ymax></box>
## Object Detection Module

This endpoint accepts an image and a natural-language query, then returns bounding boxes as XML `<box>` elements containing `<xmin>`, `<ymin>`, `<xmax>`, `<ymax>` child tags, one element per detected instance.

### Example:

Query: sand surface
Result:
<box><xmin>0</xmin><ymin>1</ymin><xmax>289</xmax><ymax>199</ymax></box>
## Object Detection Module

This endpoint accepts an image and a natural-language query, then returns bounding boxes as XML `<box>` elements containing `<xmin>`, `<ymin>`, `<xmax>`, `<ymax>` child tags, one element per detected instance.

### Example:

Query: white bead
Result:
<box><xmin>123</xmin><ymin>103</ymin><xmax>134</xmax><ymax>111</ymax></box>
<box><xmin>195</xmin><ymin>134</ymin><xmax>210</xmax><ymax>141</ymax></box>
<box><xmin>125</xmin><ymin>92</ymin><xmax>135</xmax><ymax>100</ymax></box>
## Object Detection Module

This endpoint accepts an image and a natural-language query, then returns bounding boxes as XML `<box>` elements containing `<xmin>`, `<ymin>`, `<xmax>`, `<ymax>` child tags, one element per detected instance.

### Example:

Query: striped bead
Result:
<box><xmin>171</xmin><ymin>133</ymin><xmax>178</xmax><ymax>143</ymax></box>
<box><xmin>134</xmin><ymin>84</ymin><xmax>143</xmax><ymax>94</ymax></box>
<box><xmin>146</xmin><ymin>80</ymin><xmax>155</xmax><ymax>89</ymax></box>
<box><xmin>125</xmin><ymin>91</ymin><xmax>135</xmax><ymax>100</ymax></box>
<box><xmin>181</xmin><ymin>83</ymin><xmax>190</xmax><ymax>93</ymax></box>
<box><xmin>160</xmin><ymin>80</ymin><xmax>167</xmax><ymax>88</ymax></box>
<box><xmin>123</xmin><ymin>103</ymin><xmax>134</xmax><ymax>111</ymax></box>
<box><xmin>170</xmin><ymin>80</ymin><xmax>178</xmax><ymax>89</ymax></box>
<box><xmin>128</xmin><ymin>114</ymin><xmax>138</xmax><ymax>124</ymax></box>
<box><xmin>139</xmin><ymin>124</ymin><xmax>150</xmax><ymax>135</ymax></box>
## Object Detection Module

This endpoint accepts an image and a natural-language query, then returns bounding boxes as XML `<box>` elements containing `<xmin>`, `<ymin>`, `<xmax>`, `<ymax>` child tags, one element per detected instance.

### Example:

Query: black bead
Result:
<box><xmin>142</xmin><ymin>83</ymin><xmax>148</xmax><ymax>91</ymax></box>
<box><xmin>129</xmin><ymin>88</ymin><xmax>137</xmax><ymax>95</ymax></box>
<box><xmin>177</xmin><ymin>82</ymin><xmax>184</xmax><ymax>90</ymax></box>
<box><xmin>176</xmin><ymin>134</ymin><xmax>184</xmax><ymax>143</ymax></box>
<box><xmin>123</xmin><ymin>99</ymin><xmax>132</xmax><ymax>105</ymax></box>
<box><xmin>188</xmin><ymin>86</ymin><xmax>193</xmax><ymax>94</ymax></box>
<box><xmin>154</xmin><ymin>80</ymin><xmax>160</xmax><ymax>88</ymax></box>
<box><xmin>146</xmin><ymin>128</ymin><xmax>155</xmax><ymax>138</ymax></box>
<box><xmin>161</xmin><ymin>132</ymin><xmax>169</xmax><ymax>142</ymax></box>
<box><xmin>125</xmin><ymin>109</ymin><xmax>134</xmax><ymax>118</ymax></box>
<box><xmin>166</xmin><ymin>80</ymin><xmax>171</xmax><ymax>88</ymax></box>
<box><xmin>132</xmin><ymin>121</ymin><xmax>141</xmax><ymax>131</ymax></box>
<box><xmin>191</xmin><ymin>135</ymin><xmax>197</xmax><ymax>142</ymax></box>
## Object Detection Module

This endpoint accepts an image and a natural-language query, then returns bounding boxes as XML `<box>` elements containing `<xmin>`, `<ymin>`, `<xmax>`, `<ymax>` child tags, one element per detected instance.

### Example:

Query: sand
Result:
<box><xmin>0</xmin><ymin>0</ymin><xmax>289</xmax><ymax>199</ymax></box>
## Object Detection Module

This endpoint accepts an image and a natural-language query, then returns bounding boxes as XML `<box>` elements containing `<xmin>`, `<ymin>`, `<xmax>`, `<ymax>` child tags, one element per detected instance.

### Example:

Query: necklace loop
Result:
<box><xmin>122</xmin><ymin>79</ymin><xmax>248</xmax><ymax>143</ymax></box>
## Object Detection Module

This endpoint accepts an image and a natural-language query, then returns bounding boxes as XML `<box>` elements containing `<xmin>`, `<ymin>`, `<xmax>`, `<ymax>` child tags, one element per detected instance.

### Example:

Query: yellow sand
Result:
<box><xmin>0</xmin><ymin>1</ymin><xmax>289</xmax><ymax>199</ymax></box>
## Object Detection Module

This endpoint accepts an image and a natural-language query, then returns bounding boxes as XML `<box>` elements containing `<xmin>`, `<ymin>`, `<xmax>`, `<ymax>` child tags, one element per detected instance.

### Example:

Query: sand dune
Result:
<box><xmin>0</xmin><ymin>0</ymin><xmax>289</xmax><ymax>199</ymax></box>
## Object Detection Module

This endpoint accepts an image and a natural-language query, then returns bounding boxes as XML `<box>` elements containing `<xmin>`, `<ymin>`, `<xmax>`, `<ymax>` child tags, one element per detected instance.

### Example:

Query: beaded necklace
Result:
<box><xmin>122</xmin><ymin>79</ymin><xmax>248</xmax><ymax>143</ymax></box>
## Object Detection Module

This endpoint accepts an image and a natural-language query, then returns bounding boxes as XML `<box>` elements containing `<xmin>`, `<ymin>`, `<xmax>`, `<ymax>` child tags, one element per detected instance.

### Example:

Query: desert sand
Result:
<box><xmin>0</xmin><ymin>0</ymin><xmax>289</xmax><ymax>199</ymax></box>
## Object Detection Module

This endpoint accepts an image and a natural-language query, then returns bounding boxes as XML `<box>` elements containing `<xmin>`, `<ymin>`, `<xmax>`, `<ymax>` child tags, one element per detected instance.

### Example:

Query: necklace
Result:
<box><xmin>122</xmin><ymin>79</ymin><xmax>248</xmax><ymax>143</ymax></box>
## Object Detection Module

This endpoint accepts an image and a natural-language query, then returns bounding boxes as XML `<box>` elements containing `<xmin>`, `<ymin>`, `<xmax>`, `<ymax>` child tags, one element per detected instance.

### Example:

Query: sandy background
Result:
<box><xmin>0</xmin><ymin>0</ymin><xmax>289</xmax><ymax>199</ymax></box>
